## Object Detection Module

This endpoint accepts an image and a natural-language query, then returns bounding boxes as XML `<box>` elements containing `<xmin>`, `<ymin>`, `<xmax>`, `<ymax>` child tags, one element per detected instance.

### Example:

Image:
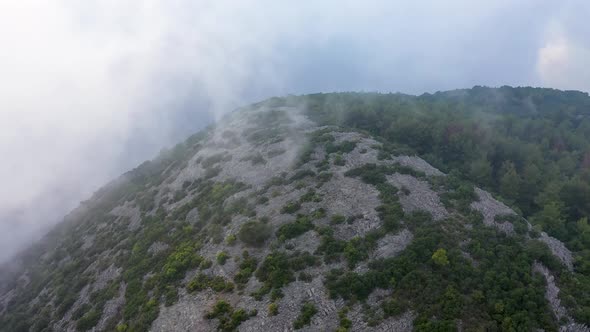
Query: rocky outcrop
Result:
<box><xmin>533</xmin><ymin>262</ymin><xmax>589</xmax><ymax>332</ymax></box>
<box><xmin>147</xmin><ymin>242</ymin><xmax>169</xmax><ymax>255</ymax></box>
<box><xmin>391</xmin><ymin>155</ymin><xmax>445</xmax><ymax>177</ymax></box>
<box><xmin>374</xmin><ymin>229</ymin><xmax>413</xmax><ymax>259</ymax></box>
<box><xmin>316</xmin><ymin>174</ymin><xmax>382</xmax><ymax>240</ymax></box>
<box><xmin>96</xmin><ymin>282</ymin><xmax>126</xmax><ymax>331</ymax></box>
<box><xmin>110</xmin><ymin>201</ymin><xmax>141</xmax><ymax>231</ymax></box>
<box><xmin>387</xmin><ymin>173</ymin><xmax>448</xmax><ymax>221</ymax></box>
<box><xmin>470</xmin><ymin>188</ymin><xmax>516</xmax><ymax>234</ymax></box>
<box><xmin>540</xmin><ymin>232</ymin><xmax>574</xmax><ymax>271</ymax></box>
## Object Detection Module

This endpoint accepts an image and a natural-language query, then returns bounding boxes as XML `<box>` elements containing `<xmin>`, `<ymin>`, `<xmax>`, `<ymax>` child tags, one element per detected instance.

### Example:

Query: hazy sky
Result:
<box><xmin>0</xmin><ymin>0</ymin><xmax>589</xmax><ymax>262</ymax></box>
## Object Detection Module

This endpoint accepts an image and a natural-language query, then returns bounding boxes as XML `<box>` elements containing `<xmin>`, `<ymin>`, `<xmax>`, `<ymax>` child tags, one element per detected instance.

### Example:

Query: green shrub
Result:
<box><xmin>344</xmin><ymin>164</ymin><xmax>386</xmax><ymax>185</ymax></box>
<box><xmin>276</xmin><ymin>215</ymin><xmax>314</xmax><ymax>240</ymax></box>
<box><xmin>205</xmin><ymin>300</ymin><xmax>252</xmax><ymax>332</ymax></box>
<box><xmin>217</xmin><ymin>251</ymin><xmax>229</xmax><ymax>265</ymax></box>
<box><xmin>270</xmin><ymin>288</ymin><xmax>284</xmax><ymax>301</ymax></box>
<box><xmin>337</xmin><ymin>307</ymin><xmax>352</xmax><ymax>331</ymax></box>
<box><xmin>164</xmin><ymin>286</ymin><xmax>178</xmax><ymax>306</ymax></box>
<box><xmin>317</xmin><ymin>172</ymin><xmax>333</xmax><ymax>184</ymax></box>
<box><xmin>330</xmin><ymin>214</ymin><xmax>346</xmax><ymax>224</ymax></box>
<box><xmin>311</xmin><ymin>208</ymin><xmax>327</xmax><ymax>219</ymax></box>
<box><xmin>333</xmin><ymin>154</ymin><xmax>345</xmax><ymax>166</ymax></box>
<box><xmin>225</xmin><ymin>234</ymin><xmax>237</xmax><ymax>245</ymax></box>
<box><xmin>326</xmin><ymin>140</ymin><xmax>357</xmax><ymax>154</ymax></box>
<box><xmin>382</xmin><ymin>299</ymin><xmax>404</xmax><ymax>317</ymax></box>
<box><xmin>281</xmin><ymin>201</ymin><xmax>301</xmax><ymax>214</ymax></box>
<box><xmin>293</xmin><ymin>302</ymin><xmax>318</xmax><ymax>329</ymax></box>
<box><xmin>298</xmin><ymin>271</ymin><xmax>313</xmax><ymax>282</ymax></box>
<box><xmin>300</xmin><ymin>189</ymin><xmax>322</xmax><ymax>203</ymax></box>
<box><xmin>343</xmin><ymin>237</ymin><xmax>374</xmax><ymax>268</ymax></box>
<box><xmin>255</xmin><ymin>251</ymin><xmax>318</xmax><ymax>294</ymax></box>
<box><xmin>76</xmin><ymin>309</ymin><xmax>100</xmax><ymax>331</ymax></box>
<box><xmin>256</xmin><ymin>252</ymin><xmax>295</xmax><ymax>288</ymax></box>
<box><xmin>316</xmin><ymin>229</ymin><xmax>346</xmax><ymax>263</ymax></box>
<box><xmin>234</xmin><ymin>251</ymin><xmax>258</xmax><ymax>286</ymax></box>
<box><xmin>290</xmin><ymin>169</ymin><xmax>316</xmax><ymax>182</ymax></box>
<box><xmin>187</xmin><ymin>273</ymin><xmax>234</xmax><ymax>293</ymax></box>
<box><xmin>200</xmin><ymin>259</ymin><xmax>213</xmax><ymax>270</ymax></box>
<box><xmin>268</xmin><ymin>302</ymin><xmax>279</xmax><ymax>316</ymax></box>
<box><xmin>238</xmin><ymin>221</ymin><xmax>272</xmax><ymax>247</ymax></box>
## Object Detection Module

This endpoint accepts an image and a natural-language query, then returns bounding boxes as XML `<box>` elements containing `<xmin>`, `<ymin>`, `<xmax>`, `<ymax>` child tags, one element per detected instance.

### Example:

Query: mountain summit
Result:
<box><xmin>1</xmin><ymin>88</ymin><xmax>590</xmax><ymax>331</ymax></box>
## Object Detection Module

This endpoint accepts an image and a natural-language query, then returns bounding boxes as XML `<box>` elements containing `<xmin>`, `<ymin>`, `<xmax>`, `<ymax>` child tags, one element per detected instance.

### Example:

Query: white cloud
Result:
<box><xmin>0</xmin><ymin>0</ymin><xmax>589</xmax><ymax>262</ymax></box>
<box><xmin>536</xmin><ymin>11</ymin><xmax>590</xmax><ymax>92</ymax></box>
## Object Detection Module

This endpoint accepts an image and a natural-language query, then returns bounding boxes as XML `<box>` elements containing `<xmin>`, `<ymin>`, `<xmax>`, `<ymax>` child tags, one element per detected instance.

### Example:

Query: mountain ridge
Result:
<box><xmin>1</xmin><ymin>87</ymin><xmax>590</xmax><ymax>331</ymax></box>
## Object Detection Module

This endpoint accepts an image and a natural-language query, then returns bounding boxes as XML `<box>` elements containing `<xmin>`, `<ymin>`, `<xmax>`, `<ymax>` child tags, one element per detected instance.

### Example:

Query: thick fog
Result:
<box><xmin>0</xmin><ymin>0</ymin><xmax>589</xmax><ymax>262</ymax></box>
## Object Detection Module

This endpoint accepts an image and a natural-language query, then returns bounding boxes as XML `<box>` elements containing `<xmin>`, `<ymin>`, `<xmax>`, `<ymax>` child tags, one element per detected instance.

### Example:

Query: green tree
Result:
<box><xmin>499</xmin><ymin>161</ymin><xmax>521</xmax><ymax>203</ymax></box>
<box><xmin>519</xmin><ymin>163</ymin><xmax>542</xmax><ymax>213</ymax></box>
<box><xmin>469</xmin><ymin>157</ymin><xmax>493</xmax><ymax>187</ymax></box>
<box><xmin>432</xmin><ymin>248</ymin><xmax>449</xmax><ymax>266</ymax></box>
<box><xmin>535</xmin><ymin>201</ymin><xmax>567</xmax><ymax>240</ymax></box>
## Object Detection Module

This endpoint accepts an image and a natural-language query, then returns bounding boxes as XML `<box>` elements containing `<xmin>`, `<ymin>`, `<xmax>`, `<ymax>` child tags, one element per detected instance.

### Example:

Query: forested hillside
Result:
<box><xmin>0</xmin><ymin>87</ymin><xmax>589</xmax><ymax>332</ymax></box>
<box><xmin>300</xmin><ymin>87</ymin><xmax>590</xmax><ymax>268</ymax></box>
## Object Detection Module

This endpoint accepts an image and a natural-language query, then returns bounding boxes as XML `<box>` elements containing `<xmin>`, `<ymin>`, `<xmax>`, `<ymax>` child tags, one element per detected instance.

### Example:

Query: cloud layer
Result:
<box><xmin>0</xmin><ymin>0</ymin><xmax>589</xmax><ymax>262</ymax></box>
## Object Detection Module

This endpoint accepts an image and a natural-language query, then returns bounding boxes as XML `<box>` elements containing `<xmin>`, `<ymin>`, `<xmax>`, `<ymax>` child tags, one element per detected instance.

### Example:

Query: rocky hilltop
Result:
<box><xmin>1</xmin><ymin>89</ymin><xmax>589</xmax><ymax>331</ymax></box>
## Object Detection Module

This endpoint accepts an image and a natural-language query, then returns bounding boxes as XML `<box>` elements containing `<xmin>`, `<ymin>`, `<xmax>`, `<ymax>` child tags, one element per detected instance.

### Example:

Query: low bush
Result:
<box><xmin>217</xmin><ymin>251</ymin><xmax>229</xmax><ymax>265</ymax></box>
<box><xmin>268</xmin><ymin>302</ymin><xmax>279</xmax><ymax>316</ymax></box>
<box><xmin>293</xmin><ymin>302</ymin><xmax>318</xmax><ymax>329</ymax></box>
<box><xmin>205</xmin><ymin>300</ymin><xmax>252</xmax><ymax>332</ymax></box>
<box><xmin>276</xmin><ymin>215</ymin><xmax>314</xmax><ymax>240</ymax></box>
<box><xmin>281</xmin><ymin>201</ymin><xmax>301</xmax><ymax>214</ymax></box>
<box><xmin>238</xmin><ymin>221</ymin><xmax>272</xmax><ymax>247</ymax></box>
<box><xmin>187</xmin><ymin>273</ymin><xmax>234</xmax><ymax>293</ymax></box>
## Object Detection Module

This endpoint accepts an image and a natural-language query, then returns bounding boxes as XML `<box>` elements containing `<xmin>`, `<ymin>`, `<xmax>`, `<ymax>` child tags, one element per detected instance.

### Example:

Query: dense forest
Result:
<box><xmin>286</xmin><ymin>87</ymin><xmax>590</xmax><ymax>270</ymax></box>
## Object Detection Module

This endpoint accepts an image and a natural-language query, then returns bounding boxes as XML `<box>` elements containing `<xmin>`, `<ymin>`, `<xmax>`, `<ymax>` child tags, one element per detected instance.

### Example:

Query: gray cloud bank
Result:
<box><xmin>0</xmin><ymin>0</ymin><xmax>589</xmax><ymax>262</ymax></box>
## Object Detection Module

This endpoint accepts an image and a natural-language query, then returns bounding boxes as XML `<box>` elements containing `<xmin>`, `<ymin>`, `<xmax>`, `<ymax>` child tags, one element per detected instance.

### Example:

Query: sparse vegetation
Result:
<box><xmin>201</xmin><ymin>153</ymin><xmax>232</xmax><ymax>168</ymax></box>
<box><xmin>205</xmin><ymin>300</ymin><xmax>253</xmax><ymax>332</ymax></box>
<box><xmin>187</xmin><ymin>273</ymin><xmax>234</xmax><ymax>293</ymax></box>
<box><xmin>326</xmin><ymin>140</ymin><xmax>357</xmax><ymax>154</ymax></box>
<box><xmin>337</xmin><ymin>307</ymin><xmax>352</xmax><ymax>332</ymax></box>
<box><xmin>290</xmin><ymin>169</ymin><xmax>316</xmax><ymax>182</ymax></box>
<box><xmin>3</xmin><ymin>88</ymin><xmax>590</xmax><ymax>331</ymax></box>
<box><xmin>234</xmin><ymin>251</ymin><xmax>258</xmax><ymax>286</ymax></box>
<box><xmin>281</xmin><ymin>201</ymin><xmax>301</xmax><ymax>214</ymax></box>
<box><xmin>240</xmin><ymin>153</ymin><xmax>266</xmax><ymax>165</ymax></box>
<box><xmin>254</xmin><ymin>251</ymin><xmax>318</xmax><ymax>298</ymax></box>
<box><xmin>330</xmin><ymin>214</ymin><xmax>346</xmax><ymax>224</ymax></box>
<box><xmin>293</xmin><ymin>302</ymin><xmax>318</xmax><ymax>329</ymax></box>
